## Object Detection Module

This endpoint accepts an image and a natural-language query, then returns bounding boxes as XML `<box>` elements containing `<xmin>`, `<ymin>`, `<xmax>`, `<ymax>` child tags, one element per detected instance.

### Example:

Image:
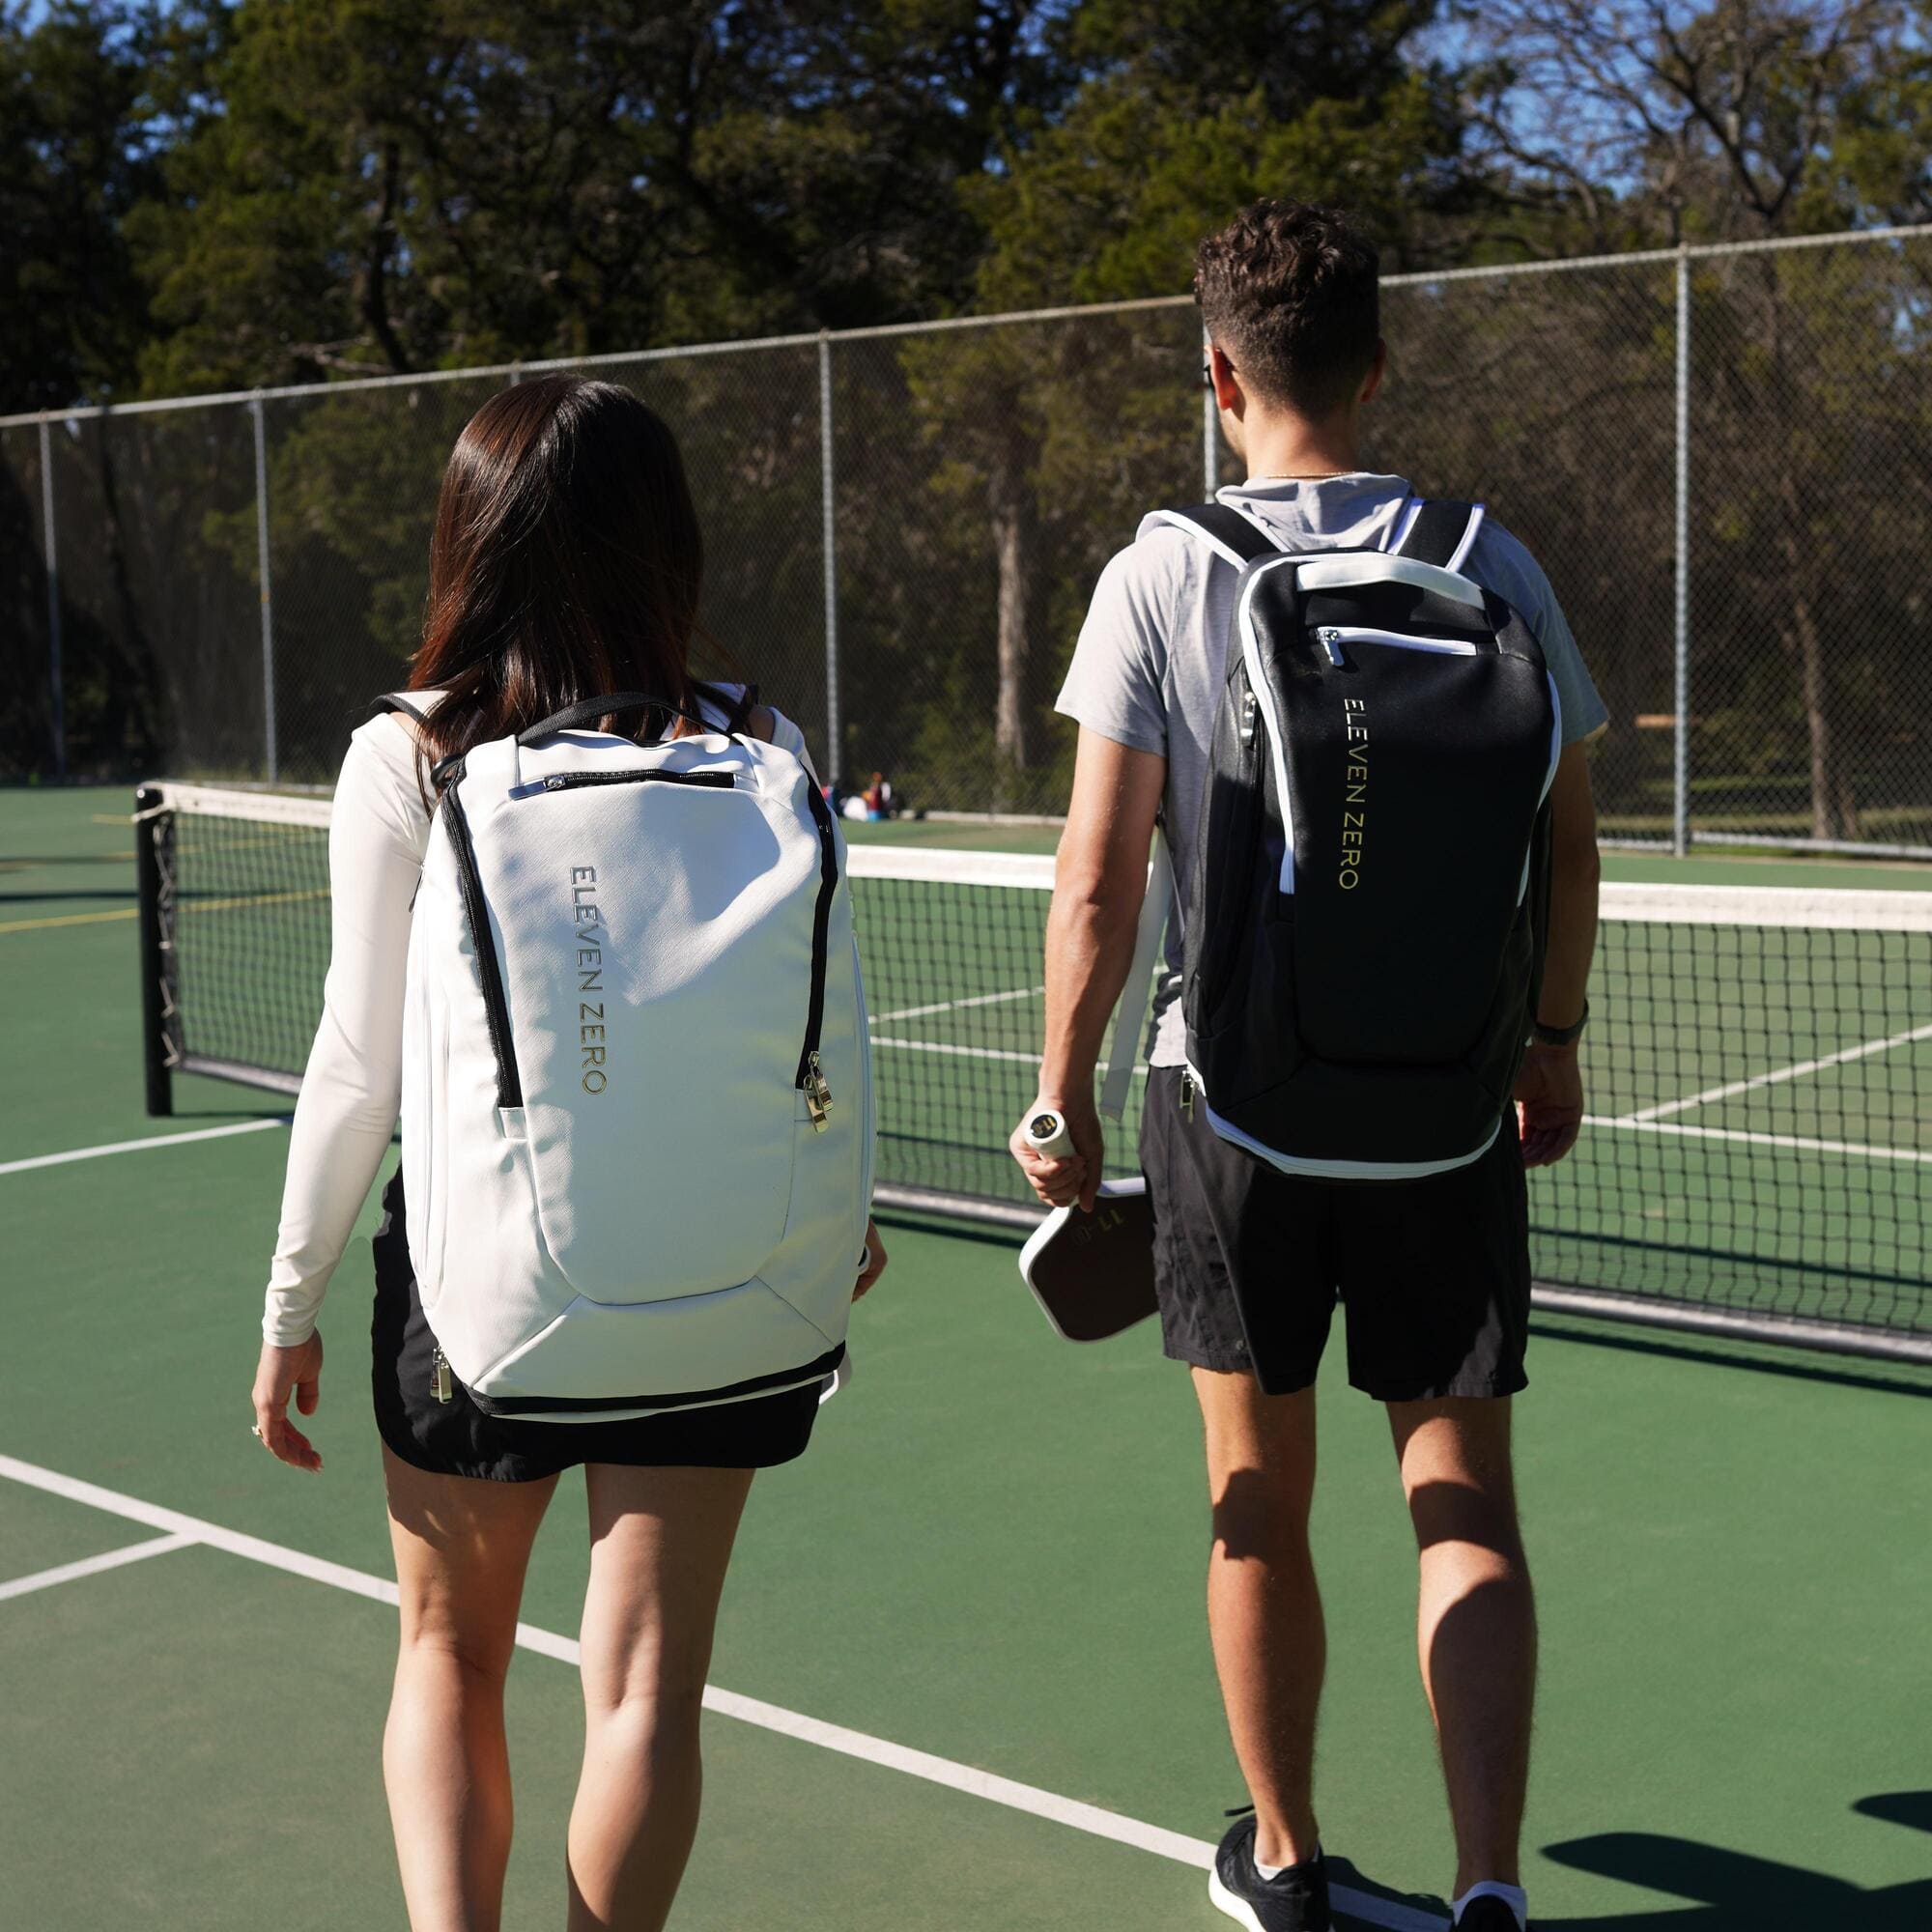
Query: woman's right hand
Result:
<box><xmin>251</xmin><ymin>1332</ymin><xmax>325</xmax><ymax>1473</ymax></box>
<box><xmin>854</xmin><ymin>1220</ymin><xmax>888</xmax><ymax>1298</ymax></box>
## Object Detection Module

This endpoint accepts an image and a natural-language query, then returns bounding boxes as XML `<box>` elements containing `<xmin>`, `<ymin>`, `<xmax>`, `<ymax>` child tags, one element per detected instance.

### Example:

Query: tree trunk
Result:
<box><xmin>1775</xmin><ymin>465</ymin><xmax>1853</xmax><ymax>840</ymax></box>
<box><xmin>988</xmin><ymin>440</ymin><xmax>1033</xmax><ymax>795</ymax></box>
<box><xmin>1762</xmin><ymin>273</ymin><xmax>1854</xmax><ymax>846</ymax></box>
<box><xmin>1791</xmin><ymin>591</ymin><xmax>1834</xmax><ymax>841</ymax></box>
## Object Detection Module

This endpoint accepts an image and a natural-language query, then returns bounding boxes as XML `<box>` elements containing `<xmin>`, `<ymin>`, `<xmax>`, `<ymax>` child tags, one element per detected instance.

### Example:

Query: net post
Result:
<box><xmin>134</xmin><ymin>786</ymin><xmax>173</xmax><ymax>1117</ymax></box>
<box><xmin>1672</xmin><ymin>243</ymin><xmax>1690</xmax><ymax>859</ymax></box>
<box><xmin>251</xmin><ymin>393</ymin><xmax>278</xmax><ymax>783</ymax></box>
<box><xmin>1201</xmin><ymin>329</ymin><xmax>1218</xmax><ymax>497</ymax></box>
<box><xmin>39</xmin><ymin>416</ymin><xmax>65</xmax><ymax>781</ymax></box>
<box><xmin>818</xmin><ymin>331</ymin><xmax>840</xmax><ymax>788</ymax></box>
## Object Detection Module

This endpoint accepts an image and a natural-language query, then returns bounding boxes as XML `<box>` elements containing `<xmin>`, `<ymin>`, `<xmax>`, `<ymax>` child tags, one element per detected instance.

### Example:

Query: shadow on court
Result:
<box><xmin>0</xmin><ymin>853</ymin><xmax>136</xmax><ymax>866</ymax></box>
<box><xmin>1324</xmin><ymin>1795</ymin><xmax>1932</xmax><ymax>1928</ymax></box>
<box><xmin>0</xmin><ymin>889</ymin><xmax>138</xmax><ymax>903</ymax></box>
<box><xmin>1532</xmin><ymin>1318</ymin><xmax>1932</xmax><ymax>1403</ymax></box>
<box><xmin>1316</xmin><ymin>1856</ymin><xmax>1443</xmax><ymax>1926</ymax></box>
<box><xmin>1528</xmin><ymin>1794</ymin><xmax>1932</xmax><ymax>1928</ymax></box>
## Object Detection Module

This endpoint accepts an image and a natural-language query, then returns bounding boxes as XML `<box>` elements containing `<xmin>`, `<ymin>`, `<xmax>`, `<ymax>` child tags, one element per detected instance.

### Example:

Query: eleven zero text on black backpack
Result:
<box><xmin>1155</xmin><ymin>498</ymin><xmax>1560</xmax><ymax>1179</ymax></box>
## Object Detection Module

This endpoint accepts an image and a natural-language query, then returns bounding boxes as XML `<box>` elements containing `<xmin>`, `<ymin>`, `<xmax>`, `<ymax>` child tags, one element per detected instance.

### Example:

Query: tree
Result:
<box><xmin>0</xmin><ymin>0</ymin><xmax>185</xmax><ymax>411</ymax></box>
<box><xmin>1458</xmin><ymin>0</ymin><xmax>1908</xmax><ymax>248</ymax></box>
<box><xmin>125</xmin><ymin>0</ymin><xmax>1072</xmax><ymax>397</ymax></box>
<box><xmin>886</xmin><ymin>0</ymin><xmax>1476</xmax><ymax>796</ymax></box>
<box><xmin>1459</xmin><ymin>0</ymin><xmax>1930</xmax><ymax>839</ymax></box>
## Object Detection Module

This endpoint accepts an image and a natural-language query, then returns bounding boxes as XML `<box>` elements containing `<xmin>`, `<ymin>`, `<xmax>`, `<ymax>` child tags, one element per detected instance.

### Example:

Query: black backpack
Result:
<box><xmin>1160</xmin><ymin>498</ymin><xmax>1559</xmax><ymax>1179</ymax></box>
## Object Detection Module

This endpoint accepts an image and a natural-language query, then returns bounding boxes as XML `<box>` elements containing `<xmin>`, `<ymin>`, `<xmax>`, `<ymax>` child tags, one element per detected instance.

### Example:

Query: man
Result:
<box><xmin>1010</xmin><ymin>200</ymin><xmax>1605</xmax><ymax>1932</ymax></box>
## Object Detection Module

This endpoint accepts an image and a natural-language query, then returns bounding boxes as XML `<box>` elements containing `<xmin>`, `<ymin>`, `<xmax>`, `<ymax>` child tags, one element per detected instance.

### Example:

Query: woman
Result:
<box><xmin>247</xmin><ymin>375</ymin><xmax>887</xmax><ymax>1932</ymax></box>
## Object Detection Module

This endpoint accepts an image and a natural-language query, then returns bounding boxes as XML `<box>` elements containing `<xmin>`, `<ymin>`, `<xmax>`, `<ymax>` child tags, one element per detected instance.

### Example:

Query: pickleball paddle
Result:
<box><xmin>1017</xmin><ymin>1178</ymin><xmax>1158</xmax><ymax>1343</ymax></box>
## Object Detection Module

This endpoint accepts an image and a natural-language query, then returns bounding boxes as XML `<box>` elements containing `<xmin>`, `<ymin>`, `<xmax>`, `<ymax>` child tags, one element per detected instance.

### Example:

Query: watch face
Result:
<box><xmin>1029</xmin><ymin>1113</ymin><xmax>1060</xmax><ymax>1140</ymax></box>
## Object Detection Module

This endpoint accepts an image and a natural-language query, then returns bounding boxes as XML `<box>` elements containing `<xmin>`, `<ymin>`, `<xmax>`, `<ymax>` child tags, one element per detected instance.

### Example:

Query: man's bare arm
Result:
<box><xmin>1012</xmin><ymin>728</ymin><xmax>1167</xmax><ymax>1211</ymax></box>
<box><xmin>1517</xmin><ymin>741</ymin><xmax>1601</xmax><ymax>1168</ymax></box>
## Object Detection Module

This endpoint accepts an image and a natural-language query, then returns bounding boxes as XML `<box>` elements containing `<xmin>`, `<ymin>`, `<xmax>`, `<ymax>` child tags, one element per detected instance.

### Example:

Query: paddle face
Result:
<box><xmin>1017</xmin><ymin>1179</ymin><xmax>1159</xmax><ymax>1343</ymax></box>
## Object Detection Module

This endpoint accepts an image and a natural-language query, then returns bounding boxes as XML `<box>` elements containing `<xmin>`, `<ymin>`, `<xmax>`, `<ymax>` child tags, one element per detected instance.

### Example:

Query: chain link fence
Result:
<box><xmin>6</xmin><ymin>224</ymin><xmax>1932</xmax><ymax>854</ymax></box>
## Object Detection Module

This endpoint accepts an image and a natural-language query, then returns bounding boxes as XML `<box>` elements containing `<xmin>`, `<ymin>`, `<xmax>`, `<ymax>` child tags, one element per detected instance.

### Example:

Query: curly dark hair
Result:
<box><xmin>1194</xmin><ymin>200</ymin><xmax>1381</xmax><ymax>417</ymax></box>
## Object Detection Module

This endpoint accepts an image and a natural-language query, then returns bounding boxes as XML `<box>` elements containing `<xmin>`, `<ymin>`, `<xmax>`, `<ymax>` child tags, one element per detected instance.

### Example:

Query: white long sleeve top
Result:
<box><xmin>262</xmin><ymin>692</ymin><xmax>806</xmax><ymax>1348</ymax></box>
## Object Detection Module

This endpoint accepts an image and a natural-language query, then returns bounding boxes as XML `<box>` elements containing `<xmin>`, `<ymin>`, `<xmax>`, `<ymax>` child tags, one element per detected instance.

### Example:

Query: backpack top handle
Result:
<box><xmin>517</xmin><ymin>691</ymin><xmax>740</xmax><ymax>747</ymax></box>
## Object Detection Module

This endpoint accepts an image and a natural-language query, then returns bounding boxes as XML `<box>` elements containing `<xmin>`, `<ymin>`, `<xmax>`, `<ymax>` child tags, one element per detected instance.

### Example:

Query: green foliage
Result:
<box><xmin>114</xmin><ymin>0</ymin><xmax>1077</xmax><ymax>397</ymax></box>
<box><xmin>9</xmin><ymin>0</ymin><xmax>1932</xmax><ymax>849</ymax></box>
<box><xmin>0</xmin><ymin>1</ymin><xmax>187</xmax><ymax>411</ymax></box>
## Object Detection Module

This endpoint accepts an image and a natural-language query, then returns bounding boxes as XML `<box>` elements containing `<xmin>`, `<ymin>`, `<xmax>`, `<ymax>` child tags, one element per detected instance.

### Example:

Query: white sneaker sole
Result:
<box><xmin>1208</xmin><ymin>1865</ymin><xmax>1269</xmax><ymax>1931</ymax></box>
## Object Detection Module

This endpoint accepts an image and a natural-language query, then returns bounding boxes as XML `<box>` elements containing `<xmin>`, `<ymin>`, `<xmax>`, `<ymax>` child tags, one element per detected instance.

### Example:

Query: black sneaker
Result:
<box><xmin>1208</xmin><ymin>1813</ymin><xmax>1330</xmax><ymax>1931</ymax></box>
<box><xmin>1455</xmin><ymin>1900</ymin><xmax>1525</xmax><ymax>1932</ymax></box>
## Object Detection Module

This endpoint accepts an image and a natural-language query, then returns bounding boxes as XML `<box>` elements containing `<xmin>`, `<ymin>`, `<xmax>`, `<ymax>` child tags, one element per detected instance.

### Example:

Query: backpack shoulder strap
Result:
<box><xmin>1391</xmin><ymin>498</ymin><xmax>1486</xmax><ymax>572</ymax></box>
<box><xmin>692</xmin><ymin>680</ymin><xmax>761</xmax><ymax>734</ymax></box>
<box><xmin>370</xmin><ymin>692</ymin><xmax>429</xmax><ymax>724</ymax></box>
<box><xmin>1145</xmin><ymin>502</ymin><xmax>1282</xmax><ymax>568</ymax></box>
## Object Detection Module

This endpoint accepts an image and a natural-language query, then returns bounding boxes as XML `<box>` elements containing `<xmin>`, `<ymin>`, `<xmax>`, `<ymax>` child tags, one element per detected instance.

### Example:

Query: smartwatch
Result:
<box><xmin>1530</xmin><ymin>1001</ymin><xmax>1589</xmax><ymax>1047</ymax></box>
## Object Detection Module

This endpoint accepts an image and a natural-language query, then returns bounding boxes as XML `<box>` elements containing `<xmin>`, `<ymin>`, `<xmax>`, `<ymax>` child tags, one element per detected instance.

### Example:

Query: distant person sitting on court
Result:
<box><xmin>1010</xmin><ymin>199</ymin><xmax>1606</xmax><ymax>1932</ymax></box>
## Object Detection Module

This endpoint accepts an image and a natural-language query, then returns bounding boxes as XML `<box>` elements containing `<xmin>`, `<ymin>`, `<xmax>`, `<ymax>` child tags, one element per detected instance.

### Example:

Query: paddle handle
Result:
<box><xmin>1022</xmin><ymin>1109</ymin><xmax>1076</xmax><ymax>1160</ymax></box>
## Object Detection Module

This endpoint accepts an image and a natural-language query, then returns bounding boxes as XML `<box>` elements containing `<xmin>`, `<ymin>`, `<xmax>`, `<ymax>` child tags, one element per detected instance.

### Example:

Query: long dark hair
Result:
<box><xmin>410</xmin><ymin>375</ymin><xmax>707</xmax><ymax>780</ymax></box>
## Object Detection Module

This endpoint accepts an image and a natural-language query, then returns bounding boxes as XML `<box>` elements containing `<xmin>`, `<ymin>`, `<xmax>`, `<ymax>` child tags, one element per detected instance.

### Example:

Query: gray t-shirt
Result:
<box><xmin>1055</xmin><ymin>472</ymin><xmax>1608</xmax><ymax>1067</ymax></box>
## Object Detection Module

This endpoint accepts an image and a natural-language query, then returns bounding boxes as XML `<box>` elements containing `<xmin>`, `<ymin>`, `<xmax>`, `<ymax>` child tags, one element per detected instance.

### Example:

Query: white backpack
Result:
<box><xmin>393</xmin><ymin>689</ymin><xmax>873</xmax><ymax>1421</ymax></box>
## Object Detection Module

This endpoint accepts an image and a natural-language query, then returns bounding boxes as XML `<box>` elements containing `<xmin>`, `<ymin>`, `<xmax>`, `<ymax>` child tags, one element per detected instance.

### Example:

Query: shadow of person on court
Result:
<box><xmin>1321</xmin><ymin>1793</ymin><xmax>1931</xmax><ymax>1928</ymax></box>
<box><xmin>1521</xmin><ymin>1791</ymin><xmax>1932</xmax><ymax>1929</ymax></box>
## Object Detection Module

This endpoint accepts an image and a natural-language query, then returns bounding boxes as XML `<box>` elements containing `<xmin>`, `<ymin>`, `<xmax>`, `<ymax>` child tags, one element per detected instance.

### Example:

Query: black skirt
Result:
<box><xmin>370</xmin><ymin>1171</ymin><xmax>821</xmax><ymax>1483</ymax></box>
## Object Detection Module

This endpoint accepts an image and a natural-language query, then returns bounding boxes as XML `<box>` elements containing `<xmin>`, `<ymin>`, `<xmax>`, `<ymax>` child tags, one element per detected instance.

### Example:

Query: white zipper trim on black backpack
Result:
<box><xmin>1317</xmin><ymin>626</ymin><xmax>1482</xmax><ymax>661</ymax></box>
<box><xmin>440</xmin><ymin>784</ymin><xmax>522</xmax><ymax>1109</ymax></box>
<box><xmin>1236</xmin><ymin>556</ymin><xmax>1301</xmax><ymax>895</ymax></box>
<box><xmin>1184</xmin><ymin>1062</ymin><xmax>1504</xmax><ymax>1180</ymax></box>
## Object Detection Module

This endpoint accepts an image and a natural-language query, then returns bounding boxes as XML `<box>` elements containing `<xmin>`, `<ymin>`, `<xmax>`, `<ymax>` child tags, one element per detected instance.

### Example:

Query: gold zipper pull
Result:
<box><xmin>804</xmin><ymin>1051</ymin><xmax>834</xmax><ymax>1132</ymax></box>
<box><xmin>432</xmin><ymin>1347</ymin><xmax>453</xmax><ymax>1405</ymax></box>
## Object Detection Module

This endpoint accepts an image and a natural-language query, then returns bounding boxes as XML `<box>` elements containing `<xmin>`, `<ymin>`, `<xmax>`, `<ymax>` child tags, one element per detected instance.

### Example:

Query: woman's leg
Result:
<box><xmin>565</xmin><ymin>1463</ymin><xmax>755</xmax><ymax>1932</ymax></box>
<box><xmin>382</xmin><ymin>1444</ymin><xmax>560</xmax><ymax>1932</ymax></box>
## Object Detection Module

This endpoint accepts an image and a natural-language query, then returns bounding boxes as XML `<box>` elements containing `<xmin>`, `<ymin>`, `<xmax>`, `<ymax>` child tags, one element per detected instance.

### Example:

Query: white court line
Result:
<box><xmin>871</xmin><ymin>1036</ymin><xmax>1043</xmax><ymax>1065</ymax></box>
<box><xmin>0</xmin><ymin>1452</ymin><xmax>1437</xmax><ymax>1926</ymax></box>
<box><xmin>1585</xmin><ymin>1114</ymin><xmax>1932</xmax><ymax>1165</ymax></box>
<box><xmin>0</xmin><ymin>1457</ymin><xmax>407</xmax><ymax>1606</ymax></box>
<box><xmin>873</xmin><ymin>1036</ymin><xmax>1150</xmax><ymax>1076</ymax></box>
<box><xmin>1626</xmin><ymin>1019</ymin><xmax>1932</xmax><ymax>1122</ymax></box>
<box><xmin>0</xmin><ymin>1117</ymin><xmax>290</xmax><ymax>1176</ymax></box>
<box><xmin>875</xmin><ymin>985</ymin><xmax>1044</xmax><ymax>1024</ymax></box>
<box><xmin>0</xmin><ymin>1531</ymin><xmax>197</xmax><ymax>1602</ymax></box>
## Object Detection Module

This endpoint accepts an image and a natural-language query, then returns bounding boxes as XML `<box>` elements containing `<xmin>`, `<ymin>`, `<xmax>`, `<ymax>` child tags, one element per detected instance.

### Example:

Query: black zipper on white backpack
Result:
<box><xmin>441</xmin><ymin>786</ymin><xmax>524</xmax><ymax>1108</ymax></box>
<box><xmin>796</xmin><ymin>783</ymin><xmax>839</xmax><ymax>1132</ymax></box>
<box><xmin>511</xmin><ymin>768</ymin><xmax>737</xmax><ymax>798</ymax></box>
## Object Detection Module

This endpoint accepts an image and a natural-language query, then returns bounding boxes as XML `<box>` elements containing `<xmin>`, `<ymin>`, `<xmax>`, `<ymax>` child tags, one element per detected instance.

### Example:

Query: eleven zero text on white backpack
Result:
<box><xmin>388</xmin><ymin>689</ymin><xmax>873</xmax><ymax>1422</ymax></box>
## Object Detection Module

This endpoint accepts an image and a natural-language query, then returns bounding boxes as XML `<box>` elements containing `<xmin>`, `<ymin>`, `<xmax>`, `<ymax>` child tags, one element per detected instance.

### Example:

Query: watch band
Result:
<box><xmin>1531</xmin><ymin>1001</ymin><xmax>1589</xmax><ymax>1047</ymax></box>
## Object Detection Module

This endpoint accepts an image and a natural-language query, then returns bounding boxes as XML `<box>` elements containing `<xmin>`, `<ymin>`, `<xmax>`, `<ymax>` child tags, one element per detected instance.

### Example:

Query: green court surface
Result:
<box><xmin>4</xmin><ymin>784</ymin><xmax>1930</xmax><ymax>1930</ymax></box>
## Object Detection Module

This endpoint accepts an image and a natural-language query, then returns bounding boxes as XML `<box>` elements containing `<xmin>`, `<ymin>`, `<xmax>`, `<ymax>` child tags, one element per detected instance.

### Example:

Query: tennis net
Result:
<box><xmin>135</xmin><ymin>781</ymin><xmax>1932</xmax><ymax>1362</ymax></box>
